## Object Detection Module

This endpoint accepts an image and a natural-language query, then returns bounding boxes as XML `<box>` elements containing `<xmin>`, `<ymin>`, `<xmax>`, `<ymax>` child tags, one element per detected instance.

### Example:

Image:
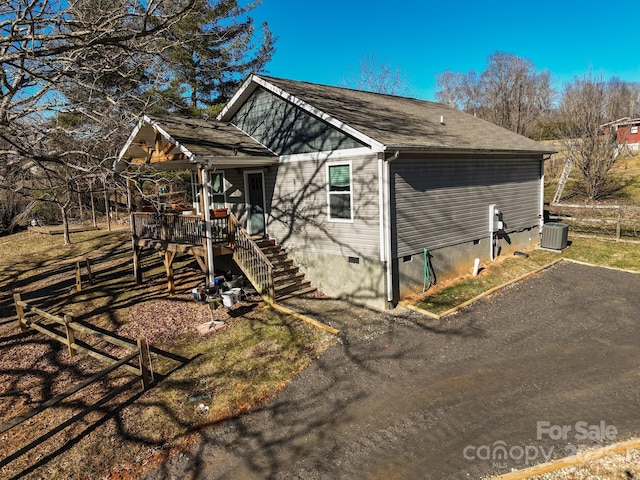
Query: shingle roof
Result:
<box><xmin>148</xmin><ymin>115</ymin><xmax>275</xmax><ymax>158</ymax></box>
<box><xmin>258</xmin><ymin>76</ymin><xmax>555</xmax><ymax>154</ymax></box>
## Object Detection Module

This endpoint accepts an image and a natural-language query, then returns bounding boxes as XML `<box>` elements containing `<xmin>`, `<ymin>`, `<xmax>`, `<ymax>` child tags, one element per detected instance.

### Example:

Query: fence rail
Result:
<box><xmin>3</xmin><ymin>294</ymin><xmax>153</xmax><ymax>438</ymax></box>
<box><xmin>548</xmin><ymin>203</ymin><xmax>640</xmax><ymax>241</ymax></box>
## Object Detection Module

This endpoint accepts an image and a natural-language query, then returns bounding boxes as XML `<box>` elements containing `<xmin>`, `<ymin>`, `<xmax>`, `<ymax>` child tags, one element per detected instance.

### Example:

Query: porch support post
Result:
<box><xmin>200</xmin><ymin>166</ymin><xmax>216</xmax><ymax>287</ymax></box>
<box><xmin>126</xmin><ymin>173</ymin><xmax>133</xmax><ymax>213</ymax></box>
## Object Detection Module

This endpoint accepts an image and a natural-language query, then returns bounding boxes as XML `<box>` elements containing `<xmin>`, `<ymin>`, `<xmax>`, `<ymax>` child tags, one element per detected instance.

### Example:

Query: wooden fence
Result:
<box><xmin>3</xmin><ymin>294</ymin><xmax>153</xmax><ymax>437</ymax></box>
<box><xmin>73</xmin><ymin>249</ymin><xmax>130</xmax><ymax>292</ymax></box>
<box><xmin>548</xmin><ymin>203</ymin><xmax>640</xmax><ymax>242</ymax></box>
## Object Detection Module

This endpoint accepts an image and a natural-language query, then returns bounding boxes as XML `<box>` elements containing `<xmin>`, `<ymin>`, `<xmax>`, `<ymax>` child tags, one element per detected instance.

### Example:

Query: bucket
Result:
<box><xmin>192</xmin><ymin>287</ymin><xmax>205</xmax><ymax>301</ymax></box>
<box><xmin>221</xmin><ymin>292</ymin><xmax>236</xmax><ymax>308</ymax></box>
<box><xmin>229</xmin><ymin>287</ymin><xmax>242</xmax><ymax>302</ymax></box>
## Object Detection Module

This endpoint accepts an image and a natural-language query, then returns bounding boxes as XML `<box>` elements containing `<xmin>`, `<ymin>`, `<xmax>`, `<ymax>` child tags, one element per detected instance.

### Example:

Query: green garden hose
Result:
<box><xmin>423</xmin><ymin>248</ymin><xmax>432</xmax><ymax>292</ymax></box>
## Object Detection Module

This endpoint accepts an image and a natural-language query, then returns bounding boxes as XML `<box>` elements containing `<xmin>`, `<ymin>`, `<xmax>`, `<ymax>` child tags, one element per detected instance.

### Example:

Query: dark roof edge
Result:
<box><xmin>384</xmin><ymin>145</ymin><xmax>558</xmax><ymax>156</ymax></box>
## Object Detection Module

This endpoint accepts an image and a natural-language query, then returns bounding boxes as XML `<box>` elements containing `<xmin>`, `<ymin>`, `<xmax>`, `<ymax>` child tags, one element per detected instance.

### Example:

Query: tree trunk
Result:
<box><xmin>103</xmin><ymin>178</ymin><xmax>111</xmax><ymax>232</ymax></box>
<box><xmin>90</xmin><ymin>180</ymin><xmax>97</xmax><ymax>228</ymax></box>
<box><xmin>61</xmin><ymin>205</ymin><xmax>71</xmax><ymax>245</ymax></box>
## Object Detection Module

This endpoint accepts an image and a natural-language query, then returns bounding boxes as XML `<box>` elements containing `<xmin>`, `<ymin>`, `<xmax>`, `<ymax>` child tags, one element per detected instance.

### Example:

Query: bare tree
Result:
<box><xmin>605</xmin><ymin>77</ymin><xmax>640</xmax><ymax>120</ymax></box>
<box><xmin>343</xmin><ymin>55</ymin><xmax>410</xmax><ymax>96</ymax></box>
<box><xmin>435</xmin><ymin>70</ymin><xmax>464</xmax><ymax>108</ymax></box>
<box><xmin>0</xmin><ymin>0</ymin><xmax>200</xmax><ymax>242</ymax></box>
<box><xmin>0</xmin><ymin>0</ymin><xmax>274</xmax><ymax>243</ymax></box>
<box><xmin>435</xmin><ymin>52</ymin><xmax>554</xmax><ymax>136</ymax></box>
<box><xmin>479</xmin><ymin>52</ymin><xmax>554</xmax><ymax>135</ymax></box>
<box><xmin>559</xmin><ymin>74</ymin><xmax>619</xmax><ymax>200</ymax></box>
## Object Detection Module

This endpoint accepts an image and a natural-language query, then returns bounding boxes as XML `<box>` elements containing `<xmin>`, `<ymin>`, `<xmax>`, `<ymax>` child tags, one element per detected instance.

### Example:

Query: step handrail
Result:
<box><xmin>229</xmin><ymin>214</ymin><xmax>275</xmax><ymax>300</ymax></box>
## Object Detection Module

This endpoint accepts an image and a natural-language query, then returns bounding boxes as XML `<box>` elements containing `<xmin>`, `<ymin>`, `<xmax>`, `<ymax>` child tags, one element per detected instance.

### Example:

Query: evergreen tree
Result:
<box><xmin>157</xmin><ymin>0</ymin><xmax>275</xmax><ymax>111</ymax></box>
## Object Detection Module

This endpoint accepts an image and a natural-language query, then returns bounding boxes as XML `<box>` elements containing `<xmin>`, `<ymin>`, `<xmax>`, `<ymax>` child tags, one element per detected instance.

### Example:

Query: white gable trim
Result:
<box><xmin>114</xmin><ymin>116</ymin><xmax>146</xmax><ymax>170</ymax></box>
<box><xmin>113</xmin><ymin>115</ymin><xmax>196</xmax><ymax>170</ymax></box>
<box><xmin>216</xmin><ymin>75</ymin><xmax>257</xmax><ymax>121</ymax></box>
<box><xmin>218</xmin><ymin>74</ymin><xmax>386</xmax><ymax>152</ymax></box>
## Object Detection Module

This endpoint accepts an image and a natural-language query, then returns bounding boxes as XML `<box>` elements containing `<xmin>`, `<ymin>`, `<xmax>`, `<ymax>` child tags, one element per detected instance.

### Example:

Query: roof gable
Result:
<box><xmin>114</xmin><ymin>115</ymin><xmax>276</xmax><ymax>171</ymax></box>
<box><xmin>220</xmin><ymin>75</ymin><xmax>555</xmax><ymax>155</ymax></box>
<box><xmin>229</xmin><ymin>85</ymin><xmax>368</xmax><ymax>155</ymax></box>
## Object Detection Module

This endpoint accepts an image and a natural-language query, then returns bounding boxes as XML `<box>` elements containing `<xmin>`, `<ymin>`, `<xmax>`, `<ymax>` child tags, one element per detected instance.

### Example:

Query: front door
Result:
<box><xmin>246</xmin><ymin>172</ymin><xmax>265</xmax><ymax>236</ymax></box>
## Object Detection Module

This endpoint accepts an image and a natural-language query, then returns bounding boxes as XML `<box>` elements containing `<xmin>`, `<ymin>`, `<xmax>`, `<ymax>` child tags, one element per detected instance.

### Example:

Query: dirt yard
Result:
<box><xmin>0</xmin><ymin>230</ymin><xmax>334</xmax><ymax>480</ymax></box>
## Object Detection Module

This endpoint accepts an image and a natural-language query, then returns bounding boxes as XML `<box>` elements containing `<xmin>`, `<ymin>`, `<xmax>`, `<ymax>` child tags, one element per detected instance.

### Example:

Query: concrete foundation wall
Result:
<box><xmin>287</xmin><ymin>249</ymin><xmax>387</xmax><ymax>310</ymax></box>
<box><xmin>397</xmin><ymin>228</ymin><xmax>539</xmax><ymax>299</ymax></box>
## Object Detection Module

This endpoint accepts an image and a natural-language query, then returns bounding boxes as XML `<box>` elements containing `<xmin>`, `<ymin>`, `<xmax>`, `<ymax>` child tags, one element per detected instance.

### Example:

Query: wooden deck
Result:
<box><xmin>129</xmin><ymin>212</ymin><xmax>314</xmax><ymax>301</ymax></box>
<box><xmin>130</xmin><ymin>212</ymin><xmax>234</xmax><ymax>294</ymax></box>
<box><xmin>133</xmin><ymin>237</ymin><xmax>232</xmax><ymax>257</ymax></box>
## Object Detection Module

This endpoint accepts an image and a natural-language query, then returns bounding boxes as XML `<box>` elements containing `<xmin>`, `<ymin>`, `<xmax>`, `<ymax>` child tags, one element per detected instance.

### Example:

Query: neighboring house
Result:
<box><xmin>116</xmin><ymin>75</ymin><xmax>555</xmax><ymax>310</ymax></box>
<box><xmin>602</xmin><ymin>117</ymin><xmax>640</xmax><ymax>153</ymax></box>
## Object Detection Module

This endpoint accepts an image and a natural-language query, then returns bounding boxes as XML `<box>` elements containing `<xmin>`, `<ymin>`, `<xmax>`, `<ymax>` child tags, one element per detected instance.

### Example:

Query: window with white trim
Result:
<box><xmin>327</xmin><ymin>163</ymin><xmax>353</xmax><ymax>221</ymax></box>
<box><xmin>209</xmin><ymin>171</ymin><xmax>226</xmax><ymax>209</ymax></box>
<box><xmin>631</xmin><ymin>125</ymin><xmax>638</xmax><ymax>134</ymax></box>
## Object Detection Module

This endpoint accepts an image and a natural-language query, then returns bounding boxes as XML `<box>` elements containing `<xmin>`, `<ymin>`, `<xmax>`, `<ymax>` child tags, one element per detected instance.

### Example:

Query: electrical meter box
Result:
<box><xmin>489</xmin><ymin>204</ymin><xmax>502</xmax><ymax>232</ymax></box>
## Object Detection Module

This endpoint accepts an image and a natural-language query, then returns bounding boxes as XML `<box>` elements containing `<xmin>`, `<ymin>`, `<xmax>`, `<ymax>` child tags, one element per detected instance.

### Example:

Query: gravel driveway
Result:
<box><xmin>143</xmin><ymin>261</ymin><xmax>640</xmax><ymax>479</ymax></box>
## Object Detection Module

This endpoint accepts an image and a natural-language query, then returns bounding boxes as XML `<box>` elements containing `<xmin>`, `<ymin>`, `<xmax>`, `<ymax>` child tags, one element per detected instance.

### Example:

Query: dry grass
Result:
<box><xmin>543</xmin><ymin>142</ymin><xmax>640</xmax><ymax>205</ymax></box>
<box><xmin>411</xmin><ymin>236</ymin><xmax>640</xmax><ymax>315</ymax></box>
<box><xmin>0</xmin><ymin>229</ymin><xmax>336</xmax><ymax>479</ymax></box>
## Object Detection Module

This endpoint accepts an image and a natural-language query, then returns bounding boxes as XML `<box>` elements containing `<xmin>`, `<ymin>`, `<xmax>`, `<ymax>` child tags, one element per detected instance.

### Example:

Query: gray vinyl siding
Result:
<box><xmin>267</xmin><ymin>153</ymin><xmax>381</xmax><ymax>259</ymax></box>
<box><xmin>217</xmin><ymin>168</ymin><xmax>277</xmax><ymax>233</ymax></box>
<box><xmin>391</xmin><ymin>156</ymin><xmax>542</xmax><ymax>258</ymax></box>
<box><xmin>231</xmin><ymin>87</ymin><xmax>367</xmax><ymax>155</ymax></box>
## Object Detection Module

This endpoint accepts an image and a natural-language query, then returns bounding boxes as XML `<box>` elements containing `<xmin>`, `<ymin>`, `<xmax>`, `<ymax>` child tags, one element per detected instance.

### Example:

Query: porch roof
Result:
<box><xmin>114</xmin><ymin>115</ymin><xmax>277</xmax><ymax>172</ymax></box>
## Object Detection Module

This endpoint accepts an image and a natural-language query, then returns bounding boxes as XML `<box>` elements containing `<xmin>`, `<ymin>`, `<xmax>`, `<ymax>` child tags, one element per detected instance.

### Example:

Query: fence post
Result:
<box><xmin>164</xmin><ymin>251</ymin><xmax>176</xmax><ymax>295</ymax></box>
<box><xmin>137</xmin><ymin>338</ymin><xmax>152</xmax><ymax>390</ymax></box>
<box><xmin>86</xmin><ymin>258</ymin><xmax>94</xmax><ymax>285</ymax></box>
<box><xmin>75</xmin><ymin>260</ymin><xmax>82</xmax><ymax>291</ymax></box>
<box><xmin>14</xmin><ymin>293</ymin><xmax>27</xmax><ymax>332</ymax></box>
<box><xmin>64</xmin><ymin>314</ymin><xmax>77</xmax><ymax>358</ymax></box>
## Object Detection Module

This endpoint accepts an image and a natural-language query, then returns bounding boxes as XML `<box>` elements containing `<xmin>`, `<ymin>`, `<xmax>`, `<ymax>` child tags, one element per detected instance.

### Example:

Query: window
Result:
<box><xmin>209</xmin><ymin>172</ymin><xmax>226</xmax><ymax>209</ymax></box>
<box><xmin>631</xmin><ymin>125</ymin><xmax>638</xmax><ymax>134</ymax></box>
<box><xmin>327</xmin><ymin>163</ymin><xmax>352</xmax><ymax>221</ymax></box>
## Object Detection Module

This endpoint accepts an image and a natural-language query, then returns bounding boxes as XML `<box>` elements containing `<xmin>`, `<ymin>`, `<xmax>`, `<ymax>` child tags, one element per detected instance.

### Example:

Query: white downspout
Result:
<box><xmin>383</xmin><ymin>150</ymin><xmax>400</xmax><ymax>307</ymax></box>
<box><xmin>201</xmin><ymin>166</ymin><xmax>216</xmax><ymax>287</ymax></box>
<box><xmin>539</xmin><ymin>159</ymin><xmax>545</xmax><ymax>234</ymax></box>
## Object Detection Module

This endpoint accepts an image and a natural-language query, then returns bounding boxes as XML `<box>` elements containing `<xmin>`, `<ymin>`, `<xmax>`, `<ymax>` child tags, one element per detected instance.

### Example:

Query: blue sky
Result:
<box><xmin>252</xmin><ymin>0</ymin><xmax>640</xmax><ymax>100</ymax></box>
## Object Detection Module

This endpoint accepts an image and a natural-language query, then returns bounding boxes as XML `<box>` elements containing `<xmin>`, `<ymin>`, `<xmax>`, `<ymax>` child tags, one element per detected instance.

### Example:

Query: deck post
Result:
<box><xmin>132</xmin><ymin>240</ymin><xmax>143</xmax><ymax>284</ymax></box>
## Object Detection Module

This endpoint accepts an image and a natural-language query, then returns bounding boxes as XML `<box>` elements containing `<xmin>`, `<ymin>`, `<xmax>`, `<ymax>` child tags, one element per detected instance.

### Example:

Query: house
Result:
<box><xmin>115</xmin><ymin>75</ymin><xmax>555</xmax><ymax>310</ymax></box>
<box><xmin>602</xmin><ymin>117</ymin><xmax>640</xmax><ymax>153</ymax></box>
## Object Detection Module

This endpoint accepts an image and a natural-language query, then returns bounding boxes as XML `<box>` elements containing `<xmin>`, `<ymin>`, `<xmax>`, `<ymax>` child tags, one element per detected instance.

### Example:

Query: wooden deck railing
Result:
<box><xmin>131</xmin><ymin>212</ymin><xmax>230</xmax><ymax>245</ymax></box>
<box><xmin>229</xmin><ymin>215</ymin><xmax>275</xmax><ymax>301</ymax></box>
<box><xmin>130</xmin><ymin>212</ymin><xmax>274</xmax><ymax>299</ymax></box>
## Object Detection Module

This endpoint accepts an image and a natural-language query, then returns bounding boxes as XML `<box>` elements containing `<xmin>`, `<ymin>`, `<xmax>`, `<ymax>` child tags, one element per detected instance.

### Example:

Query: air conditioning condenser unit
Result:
<box><xmin>541</xmin><ymin>223</ymin><xmax>569</xmax><ymax>251</ymax></box>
